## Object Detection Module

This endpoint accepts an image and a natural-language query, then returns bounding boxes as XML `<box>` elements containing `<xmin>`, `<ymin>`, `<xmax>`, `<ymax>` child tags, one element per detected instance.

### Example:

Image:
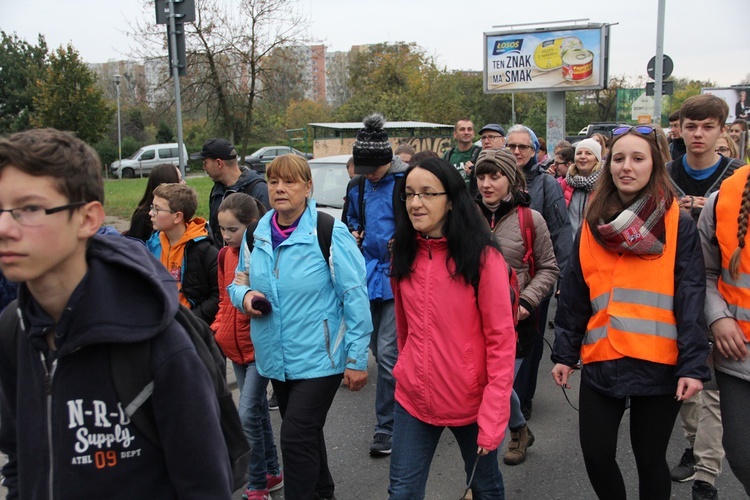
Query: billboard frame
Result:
<box><xmin>483</xmin><ymin>23</ymin><xmax>610</xmax><ymax>94</ymax></box>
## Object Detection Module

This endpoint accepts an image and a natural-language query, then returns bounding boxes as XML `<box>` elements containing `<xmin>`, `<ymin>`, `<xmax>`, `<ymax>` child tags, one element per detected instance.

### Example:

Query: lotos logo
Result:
<box><xmin>492</xmin><ymin>39</ymin><xmax>523</xmax><ymax>55</ymax></box>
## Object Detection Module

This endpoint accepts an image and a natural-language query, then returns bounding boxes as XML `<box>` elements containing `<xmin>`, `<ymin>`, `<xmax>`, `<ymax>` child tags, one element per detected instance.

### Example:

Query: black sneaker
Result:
<box><xmin>692</xmin><ymin>480</ymin><xmax>718</xmax><ymax>500</ymax></box>
<box><xmin>670</xmin><ymin>447</ymin><xmax>696</xmax><ymax>482</ymax></box>
<box><xmin>268</xmin><ymin>390</ymin><xmax>279</xmax><ymax>411</ymax></box>
<box><xmin>369</xmin><ymin>433</ymin><xmax>392</xmax><ymax>456</ymax></box>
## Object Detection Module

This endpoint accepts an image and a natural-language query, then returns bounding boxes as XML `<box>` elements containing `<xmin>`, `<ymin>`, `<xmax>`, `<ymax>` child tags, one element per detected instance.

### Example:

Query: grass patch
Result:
<box><xmin>103</xmin><ymin>174</ymin><xmax>214</xmax><ymax>220</ymax></box>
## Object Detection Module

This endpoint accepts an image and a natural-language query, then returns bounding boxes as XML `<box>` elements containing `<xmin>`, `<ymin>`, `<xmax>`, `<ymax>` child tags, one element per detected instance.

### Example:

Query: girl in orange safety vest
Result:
<box><xmin>551</xmin><ymin>126</ymin><xmax>710</xmax><ymax>500</ymax></box>
<box><xmin>698</xmin><ymin>163</ymin><xmax>750</xmax><ymax>495</ymax></box>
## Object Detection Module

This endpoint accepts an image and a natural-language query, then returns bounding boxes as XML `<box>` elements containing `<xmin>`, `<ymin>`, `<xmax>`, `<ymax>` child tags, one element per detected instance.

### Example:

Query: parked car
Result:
<box><xmin>308</xmin><ymin>155</ymin><xmax>351</xmax><ymax>220</ymax></box>
<box><xmin>110</xmin><ymin>143</ymin><xmax>188</xmax><ymax>179</ymax></box>
<box><xmin>244</xmin><ymin>146</ymin><xmax>313</xmax><ymax>173</ymax></box>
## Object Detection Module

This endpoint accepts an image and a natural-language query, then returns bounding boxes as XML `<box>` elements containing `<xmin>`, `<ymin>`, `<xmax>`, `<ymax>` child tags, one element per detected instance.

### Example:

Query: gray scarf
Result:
<box><xmin>566</xmin><ymin>168</ymin><xmax>602</xmax><ymax>192</ymax></box>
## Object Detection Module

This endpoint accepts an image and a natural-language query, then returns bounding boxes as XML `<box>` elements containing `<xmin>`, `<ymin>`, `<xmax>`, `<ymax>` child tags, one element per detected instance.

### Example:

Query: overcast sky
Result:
<box><xmin>2</xmin><ymin>0</ymin><xmax>748</xmax><ymax>88</ymax></box>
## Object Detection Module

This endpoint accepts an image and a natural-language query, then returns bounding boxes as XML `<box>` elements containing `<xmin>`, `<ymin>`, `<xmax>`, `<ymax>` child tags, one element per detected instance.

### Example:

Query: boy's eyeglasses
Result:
<box><xmin>400</xmin><ymin>192</ymin><xmax>447</xmax><ymax>202</ymax></box>
<box><xmin>150</xmin><ymin>204</ymin><xmax>176</xmax><ymax>214</ymax></box>
<box><xmin>0</xmin><ymin>202</ymin><xmax>87</xmax><ymax>227</ymax></box>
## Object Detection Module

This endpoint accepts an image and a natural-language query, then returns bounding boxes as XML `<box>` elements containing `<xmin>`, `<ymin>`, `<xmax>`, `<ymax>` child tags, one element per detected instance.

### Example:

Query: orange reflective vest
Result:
<box><xmin>579</xmin><ymin>203</ymin><xmax>680</xmax><ymax>365</ymax></box>
<box><xmin>715</xmin><ymin>164</ymin><xmax>750</xmax><ymax>342</ymax></box>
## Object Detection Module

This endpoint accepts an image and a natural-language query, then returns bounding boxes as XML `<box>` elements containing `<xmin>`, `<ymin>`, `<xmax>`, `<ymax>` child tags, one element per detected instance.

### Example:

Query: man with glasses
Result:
<box><xmin>504</xmin><ymin>124</ymin><xmax>571</xmax><ymax>428</ymax></box>
<box><xmin>0</xmin><ymin>129</ymin><xmax>233</xmax><ymax>499</ymax></box>
<box><xmin>190</xmin><ymin>138</ymin><xmax>269</xmax><ymax>247</ymax></box>
<box><xmin>666</xmin><ymin>94</ymin><xmax>743</xmax><ymax>500</ymax></box>
<box><xmin>443</xmin><ymin>119</ymin><xmax>482</xmax><ymax>193</ymax></box>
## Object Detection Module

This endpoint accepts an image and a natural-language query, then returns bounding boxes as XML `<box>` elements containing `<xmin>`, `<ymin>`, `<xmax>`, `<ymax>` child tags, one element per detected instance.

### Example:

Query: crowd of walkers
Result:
<box><xmin>0</xmin><ymin>92</ymin><xmax>749</xmax><ymax>500</ymax></box>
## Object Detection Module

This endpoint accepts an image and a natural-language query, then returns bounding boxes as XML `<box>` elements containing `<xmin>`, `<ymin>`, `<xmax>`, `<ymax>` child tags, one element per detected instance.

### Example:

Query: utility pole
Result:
<box><xmin>653</xmin><ymin>0</ymin><xmax>666</xmax><ymax>124</ymax></box>
<box><xmin>168</xmin><ymin>0</ymin><xmax>186</xmax><ymax>178</ymax></box>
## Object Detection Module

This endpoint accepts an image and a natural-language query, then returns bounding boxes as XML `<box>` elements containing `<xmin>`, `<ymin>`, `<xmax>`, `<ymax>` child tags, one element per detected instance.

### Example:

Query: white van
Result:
<box><xmin>110</xmin><ymin>143</ymin><xmax>188</xmax><ymax>179</ymax></box>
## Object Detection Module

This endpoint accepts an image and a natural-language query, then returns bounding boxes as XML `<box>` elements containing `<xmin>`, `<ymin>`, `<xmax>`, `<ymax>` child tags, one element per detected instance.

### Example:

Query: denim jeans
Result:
<box><xmin>370</xmin><ymin>299</ymin><xmax>397</xmax><ymax>436</ymax></box>
<box><xmin>388</xmin><ymin>403</ymin><xmax>505</xmax><ymax>500</ymax></box>
<box><xmin>232</xmin><ymin>362</ymin><xmax>281</xmax><ymax>490</ymax></box>
<box><xmin>508</xmin><ymin>358</ymin><xmax>526</xmax><ymax>430</ymax></box>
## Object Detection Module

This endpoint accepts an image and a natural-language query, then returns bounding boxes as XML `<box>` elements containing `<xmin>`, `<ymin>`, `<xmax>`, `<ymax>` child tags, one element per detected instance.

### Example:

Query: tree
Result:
<box><xmin>128</xmin><ymin>0</ymin><xmax>309</xmax><ymax>156</ymax></box>
<box><xmin>668</xmin><ymin>77</ymin><xmax>716</xmax><ymax>113</ymax></box>
<box><xmin>156</xmin><ymin>120</ymin><xmax>174</xmax><ymax>143</ymax></box>
<box><xmin>0</xmin><ymin>32</ymin><xmax>48</xmax><ymax>134</ymax></box>
<box><xmin>285</xmin><ymin>99</ymin><xmax>331</xmax><ymax>130</ymax></box>
<box><xmin>30</xmin><ymin>44</ymin><xmax>114</xmax><ymax>144</ymax></box>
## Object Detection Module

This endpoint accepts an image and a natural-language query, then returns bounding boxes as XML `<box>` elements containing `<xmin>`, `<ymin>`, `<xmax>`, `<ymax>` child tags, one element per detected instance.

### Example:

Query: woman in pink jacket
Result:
<box><xmin>388</xmin><ymin>157</ymin><xmax>517</xmax><ymax>499</ymax></box>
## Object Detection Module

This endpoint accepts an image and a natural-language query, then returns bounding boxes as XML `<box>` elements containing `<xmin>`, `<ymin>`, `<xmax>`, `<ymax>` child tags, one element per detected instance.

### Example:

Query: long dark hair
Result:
<box><xmin>390</xmin><ymin>157</ymin><xmax>498</xmax><ymax>286</ymax></box>
<box><xmin>135</xmin><ymin>163</ymin><xmax>181</xmax><ymax>210</ymax></box>
<box><xmin>585</xmin><ymin>128</ymin><xmax>674</xmax><ymax>229</ymax></box>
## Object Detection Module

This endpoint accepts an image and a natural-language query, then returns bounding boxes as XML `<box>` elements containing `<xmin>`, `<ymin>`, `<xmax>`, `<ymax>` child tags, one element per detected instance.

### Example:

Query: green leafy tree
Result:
<box><xmin>156</xmin><ymin>120</ymin><xmax>175</xmax><ymax>143</ymax></box>
<box><xmin>339</xmin><ymin>42</ymin><xmax>437</xmax><ymax>122</ymax></box>
<box><xmin>0</xmin><ymin>32</ymin><xmax>48</xmax><ymax>133</ymax></box>
<box><xmin>285</xmin><ymin>99</ymin><xmax>331</xmax><ymax>130</ymax></box>
<box><xmin>668</xmin><ymin>77</ymin><xmax>716</xmax><ymax>113</ymax></box>
<box><xmin>31</xmin><ymin>44</ymin><xmax>114</xmax><ymax>144</ymax></box>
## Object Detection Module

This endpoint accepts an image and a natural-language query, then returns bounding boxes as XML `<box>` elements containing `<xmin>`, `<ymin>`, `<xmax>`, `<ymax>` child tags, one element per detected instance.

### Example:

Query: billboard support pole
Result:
<box><xmin>653</xmin><ymin>0</ymin><xmax>666</xmax><ymax>124</ymax></box>
<box><xmin>547</xmin><ymin>92</ymin><xmax>566</xmax><ymax>153</ymax></box>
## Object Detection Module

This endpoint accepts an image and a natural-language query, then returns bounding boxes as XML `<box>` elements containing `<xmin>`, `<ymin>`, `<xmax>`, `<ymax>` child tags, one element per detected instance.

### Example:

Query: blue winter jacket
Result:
<box><xmin>345</xmin><ymin>156</ymin><xmax>408</xmax><ymax>301</ymax></box>
<box><xmin>228</xmin><ymin>200</ymin><xmax>372</xmax><ymax>381</ymax></box>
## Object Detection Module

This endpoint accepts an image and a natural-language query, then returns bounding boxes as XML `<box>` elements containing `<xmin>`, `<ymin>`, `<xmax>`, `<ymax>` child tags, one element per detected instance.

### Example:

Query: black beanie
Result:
<box><xmin>353</xmin><ymin>113</ymin><xmax>393</xmax><ymax>173</ymax></box>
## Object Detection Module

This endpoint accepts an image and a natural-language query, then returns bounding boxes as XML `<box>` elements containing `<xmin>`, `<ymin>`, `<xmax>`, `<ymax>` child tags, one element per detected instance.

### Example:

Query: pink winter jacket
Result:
<box><xmin>391</xmin><ymin>236</ymin><xmax>516</xmax><ymax>451</ymax></box>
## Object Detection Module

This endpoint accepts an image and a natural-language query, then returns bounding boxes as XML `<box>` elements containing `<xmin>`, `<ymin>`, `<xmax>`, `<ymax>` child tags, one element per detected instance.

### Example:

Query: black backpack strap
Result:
<box><xmin>0</xmin><ymin>299</ymin><xmax>20</xmax><ymax>372</ymax></box>
<box><xmin>469</xmin><ymin>145</ymin><xmax>482</xmax><ymax>164</ymax></box>
<box><xmin>358</xmin><ymin>175</ymin><xmax>367</xmax><ymax>231</ymax></box>
<box><xmin>110</xmin><ymin>340</ymin><xmax>158</xmax><ymax>446</ymax></box>
<box><xmin>316</xmin><ymin>211</ymin><xmax>335</xmax><ymax>264</ymax></box>
<box><xmin>244</xmin><ymin>220</ymin><xmax>260</xmax><ymax>252</ymax></box>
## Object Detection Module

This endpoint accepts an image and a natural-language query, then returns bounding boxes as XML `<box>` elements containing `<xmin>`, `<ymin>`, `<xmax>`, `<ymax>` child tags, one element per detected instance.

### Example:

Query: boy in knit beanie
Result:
<box><xmin>345</xmin><ymin>113</ymin><xmax>409</xmax><ymax>456</ymax></box>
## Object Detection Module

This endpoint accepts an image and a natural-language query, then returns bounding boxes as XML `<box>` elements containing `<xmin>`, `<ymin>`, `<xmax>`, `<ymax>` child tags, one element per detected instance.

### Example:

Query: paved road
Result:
<box><xmin>232</xmin><ymin>301</ymin><xmax>746</xmax><ymax>500</ymax></box>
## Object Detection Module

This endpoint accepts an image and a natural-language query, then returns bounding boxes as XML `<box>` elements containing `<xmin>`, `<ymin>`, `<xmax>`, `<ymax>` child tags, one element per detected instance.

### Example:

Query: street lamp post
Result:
<box><xmin>114</xmin><ymin>74</ymin><xmax>122</xmax><ymax>179</ymax></box>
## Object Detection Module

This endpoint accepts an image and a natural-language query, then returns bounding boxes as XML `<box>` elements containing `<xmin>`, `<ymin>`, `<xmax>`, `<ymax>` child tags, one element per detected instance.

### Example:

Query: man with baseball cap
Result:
<box><xmin>345</xmin><ymin>113</ymin><xmax>408</xmax><ymax>457</ymax></box>
<box><xmin>190</xmin><ymin>138</ymin><xmax>270</xmax><ymax>247</ymax></box>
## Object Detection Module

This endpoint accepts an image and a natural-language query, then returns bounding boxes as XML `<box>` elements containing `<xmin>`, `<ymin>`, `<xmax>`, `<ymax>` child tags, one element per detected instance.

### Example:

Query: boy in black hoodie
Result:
<box><xmin>0</xmin><ymin>129</ymin><xmax>232</xmax><ymax>499</ymax></box>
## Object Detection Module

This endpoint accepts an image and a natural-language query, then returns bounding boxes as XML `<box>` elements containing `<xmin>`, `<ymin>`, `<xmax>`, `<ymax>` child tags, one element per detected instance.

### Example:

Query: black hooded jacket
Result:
<box><xmin>0</xmin><ymin>235</ymin><xmax>232</xmax><ymax>499</ymax></box>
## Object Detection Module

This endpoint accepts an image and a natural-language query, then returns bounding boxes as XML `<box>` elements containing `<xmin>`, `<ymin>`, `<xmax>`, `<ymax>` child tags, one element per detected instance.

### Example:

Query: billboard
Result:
<box><xmin>484</xmin><ymin>24</ymin><xmax>609</xmax><ymax>93</ymax></box>
<box><xmin>616</xmin><ymin>89</ymin><xmax>670</xmax><ymax>125</ymax></box>
<box><xmin>701</xmin><ymin>87</ymin><xmax>750</xmax><ymax>123</ymax></box>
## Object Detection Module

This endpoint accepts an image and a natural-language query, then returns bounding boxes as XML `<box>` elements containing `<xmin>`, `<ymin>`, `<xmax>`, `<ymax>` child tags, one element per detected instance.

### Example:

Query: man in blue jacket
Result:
<box><xmin>346</xmin><ymin>113</ymin><xmax>408</xmax><ymax>456</ymax></box>
<box><xmin>0</xmin><ymin>129</ymin><xmax>232</xmax><ymax>499</ymax></box>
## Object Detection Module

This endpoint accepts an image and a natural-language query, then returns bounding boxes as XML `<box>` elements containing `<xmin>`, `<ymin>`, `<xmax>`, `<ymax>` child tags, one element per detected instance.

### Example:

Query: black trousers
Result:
<box><xmin>271</xmin><ymin>373</ymin><xmax>343</xmax><ymax>500</ymax></box>
<box><xmin>578</xmin><ymin>381</ymin><xmax>681</xmax><ymax>500</ymax></box>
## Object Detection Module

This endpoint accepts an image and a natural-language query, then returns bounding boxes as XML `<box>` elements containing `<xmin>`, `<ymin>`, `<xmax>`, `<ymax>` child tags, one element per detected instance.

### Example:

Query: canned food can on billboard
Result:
<box><xmin>562</xmin><ymin>49</ymin><xmax>594</xmax><ymax>81</ymax></box>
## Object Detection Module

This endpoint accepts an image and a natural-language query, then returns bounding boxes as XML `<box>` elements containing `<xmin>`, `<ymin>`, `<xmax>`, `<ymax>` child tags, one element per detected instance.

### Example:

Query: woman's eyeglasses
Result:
<box><xmin>400</xmin><ymin>192</ymin><xmax>447</xmax><ymax>202</ymax></box>
<box><xmin>506</xmin><ymin>143</ymin><xmax>533</xmax><ymax>151</ymax></box>
<box><xmin>715</xmin><ymin>146</ymin><xmax>731</xmax><ymax>155</ymax></box>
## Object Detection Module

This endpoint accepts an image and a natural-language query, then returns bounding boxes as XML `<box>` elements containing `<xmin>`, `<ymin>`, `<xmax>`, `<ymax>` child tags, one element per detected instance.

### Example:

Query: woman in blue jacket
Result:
<box><xmin>229</xmin><ymin>154</ymin><xmax>372</xmax><ymax>500</ymax></box>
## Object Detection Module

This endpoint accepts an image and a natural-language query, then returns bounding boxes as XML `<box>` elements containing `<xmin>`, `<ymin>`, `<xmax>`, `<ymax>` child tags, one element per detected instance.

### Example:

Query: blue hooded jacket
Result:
<box><xmin>345</xmin><ymin>156</ymin><xmax>408</xmax><ymax>301</ymax></box>
<box><xmin>229</xmin><ymin>200</ymin><xmax>372</xmax><ymax>381</ymax></box>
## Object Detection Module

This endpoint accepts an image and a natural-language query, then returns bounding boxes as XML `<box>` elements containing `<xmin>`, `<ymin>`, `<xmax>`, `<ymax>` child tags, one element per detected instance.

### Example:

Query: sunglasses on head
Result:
<box><xmin>612</xmin><ymin>126</ymin><xmax>656</xmax><ymax>137</ymax></box>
